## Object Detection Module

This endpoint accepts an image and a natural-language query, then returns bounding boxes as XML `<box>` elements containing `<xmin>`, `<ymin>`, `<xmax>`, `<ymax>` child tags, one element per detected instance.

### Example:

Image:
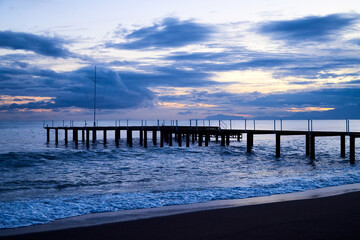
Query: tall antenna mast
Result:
<box><xmin>87</xmin><ymin>66</ymin><xmax>105</xmax><ymax>127</ymax></box>
<box><xmin>93</xmin><ymin>66</ymin><xmax>96</xmax><ymax>127</ymax></box>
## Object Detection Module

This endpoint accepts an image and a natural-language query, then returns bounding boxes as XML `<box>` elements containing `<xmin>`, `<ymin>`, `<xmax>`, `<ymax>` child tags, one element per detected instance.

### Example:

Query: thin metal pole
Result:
<box><xmin>196</xmin><ymin>120</ymin><xmax>198</xmax><ymax>132</ymax></box>
<box><xmin>230</xmin><ymin>120</ymin><xmax>232</xmax><ymax>130</ymax></box>
<box><xmin>280</xmin><ymin>119</ymin><xmax>282</xmax><ymax>131</ymax></box>
<box><xmin>311</xmin><ymin>120</ymin><xmax>313</xmax><ymax>132</ymax></box>
<box><xmin>274</xmin><ymin>120</ymin><xmax>276</xmax><ymax>133</ymax></box>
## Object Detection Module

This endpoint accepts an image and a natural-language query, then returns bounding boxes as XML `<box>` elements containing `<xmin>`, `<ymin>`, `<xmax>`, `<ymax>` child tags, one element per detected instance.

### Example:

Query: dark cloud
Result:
<box><xmin>0</xmin><ymin>31</ymin><xmax>72</xmax><ymax>58</ymax></box>
<box><xmin>258</xmin><ymin>13</ymin><xmax>359</xmax><ymax>42</ymax></box>
<box><xmin>106</xmin><ymin>17</ymin><xmax>215</xmax><ymax>49</ymax></box>
<box><xmin>166</xmin><ymin>51</ymin><xmax>228</xmax><ymax>61</ymax></box>
<box><xmin>0</xmin><ymin>63</ymin><xmax>223</xmax><ymax>112</ymax></box>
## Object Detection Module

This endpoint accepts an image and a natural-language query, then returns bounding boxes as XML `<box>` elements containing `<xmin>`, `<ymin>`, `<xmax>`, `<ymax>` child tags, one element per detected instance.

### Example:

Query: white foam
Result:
<box><xmin>2</xmin><ymin>182</ymin><xmax>360</xmax><ymax>237</ymax></box>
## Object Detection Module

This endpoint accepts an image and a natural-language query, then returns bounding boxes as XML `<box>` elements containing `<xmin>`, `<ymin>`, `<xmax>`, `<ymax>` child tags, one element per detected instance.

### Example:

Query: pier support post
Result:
<box><xmin>144</xmin><ymin>130</ymin><xmax>147</xmax><ymax>148</ymax></box>
<box><xmin>178</xmin><ymin>132</ymin><xmax>182</xmax><ymax>147</ymax></box>
<box><xmin>127</xmin><ymin>130</ymin><xmax>132</xmax><ymax>147</ymax></box>
<box><xmin>160</xmin><ymin>131</ymin><xmax>164</xmax><ymax>147</ymax></box>
<box><xmin>169</xmin><ymin>132</ymin><xmax>172</xmax><ymax>146</ymax></box>
<box><xmin>82</xmin><ymin>130</ymin><xmax>85</xmax><ymax>142</ymax></box>
<box><xmin>103</xmin><ymin>130</ymin><xmax>107</xmax><ymax>144</ymax></box>
<box><xmin>350</xmin><ymin>136</ymin><xmax>355</xmax><ymax>164</ymax></box>
<box><xmin>276</xmin><ymin>133</ymin><xmax>280</xmax><ymax>158</ymax></box>
<box><xmin>140</xmin><ymin>130</ymin><xmax>143</xmax><ymax>146</ymax></box>
<box><xmin>198</xmin><ymin>133</ymin><xmax>203</xmax><ymax>146</ymax></box>
<box><xmin>237</xmin><ymin>134</ymin><xmax>241</xmax><ymax>142</ymax></box>
<box><xmin>341</xmin><ymin>135</ymin><xmax>346</xmax><ymax>158</ymax></box>
<box><xmin>205</xmin><ymin>133</ymin><xmax>209</xmax><ymax>146</ymax></box>
<box><xmin>221</xmin><ymin>133</ymin><xmax>225</xmax><ymax>146</ymax></box>
<box><xmin>192</xmin><ymin>133</ymin><xmax>195</xmax><ymax>144</ymax></box>
<box><xmin>92</xmin><ymin>130</ymin><xmax>96</xmax><ymax>142</ymax></box>
<box><xmin>65</xmin><ymin>129</ymin><xmax>68</xmax><ymax>144</ymax></box>
<box><xmin>153</xmin><ymin>131</ymin><xmax>157</xmax><ymax>146</ymax></box>
<box><xmin>55</xmin><ymin>129</ymin><xmax>58</xmax><ymax>145</ymax></box>
<box><xmin>306</xmin><ymin>134</ymin><xmax>310</xmax><ymax>155</ymax></box>
<box><xmin>216</xmin><ymin>134</ymin><xmax>218</xmax><ymax>143</ymax></box>
<box><xmin>47</xmin><ymin>128</ymin><xmax>50</xmax><ymax>143</ymax></box>
<box><xmin>186</xmin><ymin>133</ymin><xmax>190</xmax><ymax>147</ymax></box>
<box><xmin>310</xmin><ymin>135</ymin><xmax>315</xmax><ymax>160</ymax></box>
<box><xmin>115</xmin><ymin>129</ymin><xmax>119</xmax><ymax>146</ymax></box>
<box><xmin>74</xmin><ymin>130</ymin><xmax>78</xmax><ymax>146</ymax></box>
<box><xmin>247</xmin><ymin>133</ymin><xmax>253</xmax><ymax>152</ymax></box>
<box><xmin>226</xmin><ymin>134</ymin><xmax>230</xmax><ymax>146</ymax></box>
<box><xmin>86</xmin><ymin>129</ymin><xmax>89</xmax><ymax>147</ymax></box>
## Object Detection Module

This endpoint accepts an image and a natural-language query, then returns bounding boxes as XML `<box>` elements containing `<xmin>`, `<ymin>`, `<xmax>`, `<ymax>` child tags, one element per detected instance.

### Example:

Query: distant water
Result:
<box><xmin>1</xmin><ymin>120</ymin><xmax>360</xmax><ymax>229</ymax></box>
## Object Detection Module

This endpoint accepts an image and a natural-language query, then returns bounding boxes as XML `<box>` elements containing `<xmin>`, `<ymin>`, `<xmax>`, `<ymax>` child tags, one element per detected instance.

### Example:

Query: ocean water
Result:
<box><xmin>1</xmin><ymin>120</ymin><xmax>360</xmax><ymax>229</ymax></box>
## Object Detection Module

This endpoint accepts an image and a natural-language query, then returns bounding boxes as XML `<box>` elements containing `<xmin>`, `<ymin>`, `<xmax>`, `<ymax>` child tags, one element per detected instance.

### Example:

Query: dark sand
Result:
<box><xmin>2</xmin><ymin>190</ymin><xmax>360</xmax><ymax>240</ymax></box>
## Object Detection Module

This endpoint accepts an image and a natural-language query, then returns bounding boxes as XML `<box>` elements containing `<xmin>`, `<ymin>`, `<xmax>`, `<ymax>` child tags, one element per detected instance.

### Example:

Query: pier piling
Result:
<box><xmin>92</xmin><ymin>130</ymin><xmax>96</xmax><ymax>142</ymax></box>
<box><xmin>55</xmin><ymin>129</ymin><xmax>58</xmax><ymax>144</ymax></box>
<box><xmin>65</xmin><ymin>129</ymin><xmax>68</xmax><ymax>144</ymax></box>
<box><xmin>178</xmin><ymin>132</ymin><xmax>182</xmax><ymax>147</ymax></box>
<box><xmin>341</xmin><ymin>135</ymin><xmax>345</xmax><ymax>157</ymax></box>
<box><xmin>86</xmin><ymin>129</ymin><xmax>89</xmax><ymax>147</ymax></box>
<box><xmin>310</xmin><ymin>135</ymin><xmax>315</xmax><ymax>160</ymax></box>
<box><xmin>276</xmin><ymin>133</ymin><xmax>280</xmax><ymax>158</ymax></box>
<box><xmin>350</xmin><ymin>136</ymin><xmax>355</xmax><ymax>164</ymax></box>
<box><xmin>186</xmin><ymin>133</ymin><xmax>190</xmax><ymax>147</ymax></box>
<box><xmin>152</xmin><ymin>131</ymin><xmax>157</xmax><ymax>146</ymax></box>
<box><xmin>306</xmin><ymin>134</ymin><xmax>310</xmax><ymax>155</ymax></box>
<box><xmin>221</xmin><ymin>133</ymin><xmax>225</xmax><ymax>147</ymax></box>
<box><xmin>144</xmin><ymin>130</ymin><xmax>147</xmax><ymax>148</ymax></box>
<box><xmin>247</xmin><ymin>133</ymin><xmax>253</xmax><ymax>152</ymax></box>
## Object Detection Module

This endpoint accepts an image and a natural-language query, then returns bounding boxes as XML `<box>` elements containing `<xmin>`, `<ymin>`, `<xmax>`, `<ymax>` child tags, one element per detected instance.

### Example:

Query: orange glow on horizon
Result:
<box><xmin>285</xmin><ymin>107</ymin><xmax>335</xmax><ymax>112</ymax></box>
<box><xmin>158</xmin><ymin>102</ymin><xmax>217</xmax><ymax>108</ymax></box>
<box><xmin>0</xmin><ymin>95</ymin><xmax>54</xmax><ymax>105</ymax></box>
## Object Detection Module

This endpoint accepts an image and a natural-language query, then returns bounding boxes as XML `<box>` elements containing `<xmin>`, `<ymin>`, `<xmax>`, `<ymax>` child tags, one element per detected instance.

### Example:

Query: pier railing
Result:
<box><xmin>43</xmin><ymin>119</ymin><xmax>360</xmax><ymax>133</ymax></box>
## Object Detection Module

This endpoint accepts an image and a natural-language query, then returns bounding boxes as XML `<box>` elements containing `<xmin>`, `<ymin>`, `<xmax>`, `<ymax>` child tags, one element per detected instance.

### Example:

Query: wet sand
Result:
<box><xmin>2</xmin><ymin>184</ymin><xmax>360</xmax><ymax>239</ymax></box>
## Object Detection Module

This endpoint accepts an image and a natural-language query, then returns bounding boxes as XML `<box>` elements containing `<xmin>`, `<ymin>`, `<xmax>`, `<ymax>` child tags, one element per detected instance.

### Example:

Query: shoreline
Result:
<box><xmin>2</xmin><ymin>182</ymin><xmax>360</xmax><ymax>238</ymax></box>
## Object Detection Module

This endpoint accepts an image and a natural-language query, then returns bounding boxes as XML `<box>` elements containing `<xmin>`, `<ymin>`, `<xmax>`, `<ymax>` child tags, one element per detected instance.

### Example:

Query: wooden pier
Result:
<box><xmin>44</xmin><ymin>124</ymin><xmax>360</xmax><ymax>164</ymax></box>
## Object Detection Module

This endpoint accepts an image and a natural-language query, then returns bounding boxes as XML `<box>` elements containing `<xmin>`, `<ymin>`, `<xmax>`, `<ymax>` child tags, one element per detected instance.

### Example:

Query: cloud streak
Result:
<box><xmin>258</xmin><ymin>13</ymin><xmax>359</xmax><ymax>42</ymax></box>
<box><xmin>0</xmin><ymin>31</ymin><xmax>72</xmax><ymax>58</ymax></box>
<box><xmin>106</xmin><ymin>17</ymin><xmax>215</xmax><ymax>49</ymax></box>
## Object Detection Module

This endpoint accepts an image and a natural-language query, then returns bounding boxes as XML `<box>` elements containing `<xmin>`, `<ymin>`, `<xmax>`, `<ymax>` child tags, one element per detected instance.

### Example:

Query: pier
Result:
<box><xmin>44</xmin><ymin>120</ymin><xmax>360</xmax><ymax>164</ymax></box>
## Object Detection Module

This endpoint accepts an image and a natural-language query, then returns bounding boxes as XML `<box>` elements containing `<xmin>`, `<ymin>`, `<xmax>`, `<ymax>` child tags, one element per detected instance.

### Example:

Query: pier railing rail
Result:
<box><xmin>43</xmin><ymin>119</ymin><xmax>360</xmax><ymax>133</ymax></box>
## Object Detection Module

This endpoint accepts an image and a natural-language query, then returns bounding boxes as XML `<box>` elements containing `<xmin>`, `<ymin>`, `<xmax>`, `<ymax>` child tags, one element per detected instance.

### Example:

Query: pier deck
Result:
<box><xmin>44</xmin><ymin>125</ymin><xmax>360</xmax><ymax>164</ymax></box>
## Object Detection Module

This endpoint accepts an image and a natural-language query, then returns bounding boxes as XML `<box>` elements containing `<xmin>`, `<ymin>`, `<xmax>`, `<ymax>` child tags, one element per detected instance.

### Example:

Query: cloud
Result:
<box><xmin>258</xmin><ymin>13</ymin><xmax>359</xmax><ymax>42</ymax></box>
<box><xmin>0</xmin><ymin>31</ymin><xmax>72</xmax><ymax>58</ymax></box>
<box><xmin>106</xmin><ymin>17</ymin><xmax>215</xmax><ymax>49</ymax></box>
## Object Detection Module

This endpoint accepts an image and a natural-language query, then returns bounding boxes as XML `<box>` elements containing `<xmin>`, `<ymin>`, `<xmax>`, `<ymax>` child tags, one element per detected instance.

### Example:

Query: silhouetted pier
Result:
<box><xmin>44</xmin><ymin>120</ymin><xmax>360</xmax><ymax>164</ymax></box>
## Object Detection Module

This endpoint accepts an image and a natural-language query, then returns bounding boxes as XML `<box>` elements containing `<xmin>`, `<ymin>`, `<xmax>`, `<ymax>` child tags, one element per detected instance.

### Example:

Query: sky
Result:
<box><xmin>0</xmin><ymin>0</ymin><xmax>360</xmax><ymax>121</ymax></box>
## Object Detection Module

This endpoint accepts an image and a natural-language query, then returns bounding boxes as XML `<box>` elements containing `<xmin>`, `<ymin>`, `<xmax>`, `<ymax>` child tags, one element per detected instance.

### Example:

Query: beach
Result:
<box><xmin>2</xmin><ymin>184</ymin><xmax>360</xmax><ymax>239</ymax></box>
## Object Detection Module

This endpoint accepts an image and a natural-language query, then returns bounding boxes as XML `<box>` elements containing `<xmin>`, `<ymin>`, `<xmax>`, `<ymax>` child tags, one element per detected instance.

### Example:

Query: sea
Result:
<box><xmin>1</xmin><ymin>119</ymin><xmax>360</xmax><ymax>229</ymax></box>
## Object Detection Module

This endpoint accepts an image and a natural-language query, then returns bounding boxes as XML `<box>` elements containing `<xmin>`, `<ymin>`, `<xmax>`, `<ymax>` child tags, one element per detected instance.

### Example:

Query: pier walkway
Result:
<box><xmin>44</xmin><ymin>120</ymin><xmax>360</xmax><ymax>164</ymax></box>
